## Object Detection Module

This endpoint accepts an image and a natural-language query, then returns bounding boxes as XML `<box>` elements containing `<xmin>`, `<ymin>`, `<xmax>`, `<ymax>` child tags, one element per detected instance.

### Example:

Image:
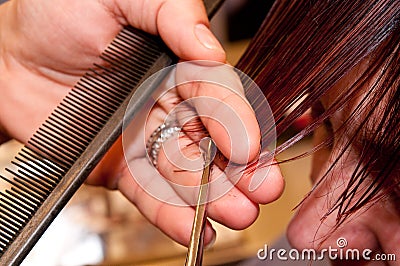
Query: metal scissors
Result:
<box><xmin>185</xmin><ymin>138</ymin><xmax>215</xmax><ymax>266</ymax></box>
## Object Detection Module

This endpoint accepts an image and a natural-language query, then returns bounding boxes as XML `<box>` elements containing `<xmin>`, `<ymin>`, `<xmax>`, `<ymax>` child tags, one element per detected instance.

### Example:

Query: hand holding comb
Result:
<box><xmin>0</xmin><ymin>0</ymin><xmax>224</xmax><ymax>264</ymax></box>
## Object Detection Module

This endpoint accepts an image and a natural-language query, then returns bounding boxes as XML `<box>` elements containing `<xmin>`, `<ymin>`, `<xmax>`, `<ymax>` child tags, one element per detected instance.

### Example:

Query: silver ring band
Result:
<box><xmin>146</xmin><ymin>123</ymin><xmax>181</xmax><ymax>168</ymax></box>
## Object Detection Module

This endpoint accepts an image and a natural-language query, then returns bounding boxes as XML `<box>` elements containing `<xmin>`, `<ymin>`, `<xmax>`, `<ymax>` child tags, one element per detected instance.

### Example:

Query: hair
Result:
<box><xmin>235</xmin><ymin>0</ymin><xmax>399</xmax><ymax>227</ymax></box>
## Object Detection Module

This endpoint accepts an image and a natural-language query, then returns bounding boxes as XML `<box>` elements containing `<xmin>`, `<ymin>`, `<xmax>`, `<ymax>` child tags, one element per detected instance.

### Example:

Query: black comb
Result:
<box><xmin>0</xmin><ymin>1</ymin><xmax>224</xmax><ymax>264</ymax></box>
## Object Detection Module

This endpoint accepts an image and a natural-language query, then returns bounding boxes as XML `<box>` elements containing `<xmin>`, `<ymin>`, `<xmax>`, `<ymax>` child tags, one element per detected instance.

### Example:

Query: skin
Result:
<box><xmin>0</xmin><ymin>0</ymin><xmax>284</xmax><ymax>247</ymax></box>
<box><xmin>287</xmin><ymin>57</ymin><xmax>400</xmax><ymax>265</ymax></box>
<box><xmin>1</xmin><ymin>1</ymin><xmax>397</xmax><ymax>263</ymax></box>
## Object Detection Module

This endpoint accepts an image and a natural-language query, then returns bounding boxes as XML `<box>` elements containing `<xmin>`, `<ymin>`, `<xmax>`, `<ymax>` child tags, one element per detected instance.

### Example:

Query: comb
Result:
<box><xmin>0</xmin><ymin>1</ymin><xmax>224</xmax><ymax>264</ymax></box>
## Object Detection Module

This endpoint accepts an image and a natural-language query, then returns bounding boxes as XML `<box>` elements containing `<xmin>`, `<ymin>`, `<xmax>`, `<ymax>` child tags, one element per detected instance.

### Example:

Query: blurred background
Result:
<box><xmin>0</xmin><ymin>0</ymin><xmax>321</xmax><ymax>265</ymax></box>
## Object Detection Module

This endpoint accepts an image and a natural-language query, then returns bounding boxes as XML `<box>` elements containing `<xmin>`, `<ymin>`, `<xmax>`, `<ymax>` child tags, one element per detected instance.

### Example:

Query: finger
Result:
<box><xmin>156</xmin><ymin>133</ymin><xmax>262</xmax><ymax>230</ymax></box>
<box><xmin>118</xmin><ymin>158</ymin><xmax>216</xmax><ymax>247</ymax></box>
<box><xmin>174</xmin><ymin>62</ymin><xmax>261</xmax><ymax>164</ymax></box>
<box><xmin>156</xmin><ymin>130</ymin><xmax>283</xmax><ymax>205</ymax></box>
<box><xmin>227</xmin><ymin>158</ymin><xmax>285</xmax><ymax>205</ymax></box>
<box><xmin>115</xmin><ymin>100</ymin><xmax>219</xmax><ymax>245</ymax></box>
<box><xmin>87</xmin><ymin>130</ymin><xmax>218</xmax><ymax>245</ymax></box>
<box><xmin>108</xmin><ymin>0</ymin><xmax>226</xmax><ymax>61</ymax></box>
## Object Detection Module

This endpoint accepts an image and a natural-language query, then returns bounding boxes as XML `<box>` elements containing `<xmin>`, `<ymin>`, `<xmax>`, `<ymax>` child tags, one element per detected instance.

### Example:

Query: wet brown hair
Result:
<box><xmin>236</xmin><ymin>0</ymin><xmax>399</xmax><ymax>225</ymax></box>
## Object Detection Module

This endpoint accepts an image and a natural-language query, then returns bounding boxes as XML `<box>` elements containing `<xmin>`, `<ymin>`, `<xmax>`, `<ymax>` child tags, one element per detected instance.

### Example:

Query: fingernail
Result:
<box><xmin>204</xmin><ymin>228</ymin><xmax>217</xmax><ymax>249</ymax></box>
<box><xmin>194</xmin><ymin>24</ymin><xmax>223</xmax><ymax>51</ymax></box>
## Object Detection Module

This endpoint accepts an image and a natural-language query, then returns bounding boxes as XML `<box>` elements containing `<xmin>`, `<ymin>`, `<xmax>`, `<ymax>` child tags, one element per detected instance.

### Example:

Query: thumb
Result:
<box><xmin>157</xmin><ymin>0</ymin><xmax>226</xmax><ymax>61</ymax></box>
<box><xmin>110</xmin><ymin>0</ymin><xmax>226</xmax><ymax>62</ymax></box>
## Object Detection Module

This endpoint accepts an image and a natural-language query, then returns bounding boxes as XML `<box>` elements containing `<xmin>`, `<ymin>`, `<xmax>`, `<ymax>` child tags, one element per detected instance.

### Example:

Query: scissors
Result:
<box><xmin>185</xmin><ymin>138</ymin><xmax>215</xmax><ymax>266</ymax></box>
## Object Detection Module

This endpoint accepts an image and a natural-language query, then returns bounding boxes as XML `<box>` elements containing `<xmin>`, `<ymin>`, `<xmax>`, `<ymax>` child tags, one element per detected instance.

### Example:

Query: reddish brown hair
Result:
<box><xmin>236</xmin><ymin>0</ymin><xmax>399</xmax><ymax>224</ymax></box>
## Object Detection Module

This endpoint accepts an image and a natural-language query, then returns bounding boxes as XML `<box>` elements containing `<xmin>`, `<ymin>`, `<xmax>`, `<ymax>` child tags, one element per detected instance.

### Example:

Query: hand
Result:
<box><xmin>0</xmin><ymin>0</ymin><xmax>225</xmax><ymax>141</ymax></box>
<box><xmin>0</xmin><ymin>0</ymin><xmax>284</xmax><ymax>246</ymax></box>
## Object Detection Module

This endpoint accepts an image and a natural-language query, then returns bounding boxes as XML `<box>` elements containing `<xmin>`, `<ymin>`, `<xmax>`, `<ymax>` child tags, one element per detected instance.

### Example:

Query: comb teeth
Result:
<box><xmin>0</xmin><ymin>26</ymin><xmax>170</xmax><ymax>262</ymax></box>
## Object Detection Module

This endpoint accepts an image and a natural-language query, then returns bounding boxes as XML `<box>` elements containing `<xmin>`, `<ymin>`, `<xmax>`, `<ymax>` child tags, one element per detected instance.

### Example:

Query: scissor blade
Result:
<box><xmin>185</xmin><ymin>138</ymin><xmax>214</xmax><ymax>266</ymax></box>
